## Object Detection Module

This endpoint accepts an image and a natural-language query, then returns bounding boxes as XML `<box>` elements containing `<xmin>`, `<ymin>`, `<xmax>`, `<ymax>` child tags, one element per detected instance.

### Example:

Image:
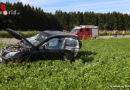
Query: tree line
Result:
<box><xmin>0</xmin><ymin>2</ymin><xmax>130</xmax><ymax>31</ymax></box>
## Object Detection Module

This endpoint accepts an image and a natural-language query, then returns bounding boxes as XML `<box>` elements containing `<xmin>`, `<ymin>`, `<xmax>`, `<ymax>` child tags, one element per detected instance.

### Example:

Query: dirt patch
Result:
<box><xmin>0</xmin><ymin>38</ymin><xmax>19</xmax><ymax>44</ymax></box>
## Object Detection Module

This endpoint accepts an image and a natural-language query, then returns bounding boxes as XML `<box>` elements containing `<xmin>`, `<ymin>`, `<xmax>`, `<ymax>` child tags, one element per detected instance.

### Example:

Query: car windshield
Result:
<box><xmin>27</xmin><ymin>33</ymin><xmax>48</xmax><ymax>46</ymax></box>
<box><xmin>71</xmin><ymin>29</ymin><xmax>78</xmax><ymax>33</ymax></box>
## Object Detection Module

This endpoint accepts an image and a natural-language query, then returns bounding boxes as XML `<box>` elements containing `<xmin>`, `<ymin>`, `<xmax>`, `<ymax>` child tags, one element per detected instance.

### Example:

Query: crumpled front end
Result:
<box><xmin>0</xmin><ymin>42</ymin><xmax>31</xmax><ymax>64</ymax></box>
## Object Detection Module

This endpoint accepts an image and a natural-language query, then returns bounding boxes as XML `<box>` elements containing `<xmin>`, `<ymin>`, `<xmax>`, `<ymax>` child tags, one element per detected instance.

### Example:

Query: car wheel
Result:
<box><xmin>24</xmin><ymin>56</ymin><xmax>32</xmax><ymax>62</ymax></box>
<box><xmin>13</xmin><ymin>55</ymin><xmax>32</xmax><ymax>63</ymax></box>
<box><xmin>23</xmin><ymin>55</ymin><xmax>37</xmax><ymax>62</ymax></box>
<box><xmin>63</xmin><ymin>53</ymin><xmax>69</xmax><ymax>60</ymax></box>
<box><xmin>63</xmin><ymin>52</ymin><xmax>74</xmax><ymax>60</ymax></box>
<box><xmin>1</xmin><ymin>59</ymin><xmax>8</xmax><ymax>65</ymax></box>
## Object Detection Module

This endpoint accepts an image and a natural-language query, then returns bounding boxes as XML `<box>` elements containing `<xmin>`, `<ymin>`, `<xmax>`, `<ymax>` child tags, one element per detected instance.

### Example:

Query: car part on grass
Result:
<box><xmin>0</xmin><ymin>28</ymin><xmax>82</xmax><ymax>64</ymax></box>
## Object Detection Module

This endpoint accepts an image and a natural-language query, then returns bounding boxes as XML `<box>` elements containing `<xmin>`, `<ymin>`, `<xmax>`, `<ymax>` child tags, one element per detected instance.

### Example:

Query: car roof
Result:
<box><xmin>37</xmin><ymin>30</ymin><xmax>80</xmax><ymax>47</ymax></box>
<box><xmin>41</xmin><ymin>30</ymin><xmax>76</xmax><ymax>37</ymax></box>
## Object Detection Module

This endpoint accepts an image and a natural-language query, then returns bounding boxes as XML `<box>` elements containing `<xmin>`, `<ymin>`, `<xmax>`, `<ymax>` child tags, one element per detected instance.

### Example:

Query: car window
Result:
<box><xmin>65</xmin><ymin>38</ymin><xmax>77</xmax><ymax>47</ymax></box>
<box><xmin>45</xmin><ymin>38</ymin><xmax>64</xmax><ymax>49</ymax></box>
<box><xmin>78</xmin><ymin>29</ymin><xmax>83</xmax><ymax>34</ymax></box>
<box><xmin>27</xmin><ymin>33</ymin><xmax>48</xmax><ymax>46</ymax></box>
<box><xmin>86</xmin><ymin>29</ymin><xmax>90</xmax><ymax>34</ymax></box>
<box><xmin>65</xmin><ymin>38</ymin><xmax>79</xmax><ymax>51</ymax></box>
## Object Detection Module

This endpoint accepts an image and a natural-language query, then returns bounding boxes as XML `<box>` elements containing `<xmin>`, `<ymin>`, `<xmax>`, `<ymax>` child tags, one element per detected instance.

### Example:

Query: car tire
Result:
<box><xmin>2</xmin><ymin>59</ymin><xmax>7</xmax><ymax>65</ymax></box>
<box><xmin>24</xmin><ymin>56</ymin><xmax>32</xmax><ymax>62</ymax></box>
<box><xmin>63</xmin><ymin>51</ymin><xmax>74</xmax><ymax>60</ymax></box>
<box><xmin>12</xmin><ymin>56</ymin><xmax>31</xmax><ymax>63</ymax></box>
<box><xmin>63</xmin><ymin>53</ymin><xmax>69</xmax><ymax>60</ymax></box>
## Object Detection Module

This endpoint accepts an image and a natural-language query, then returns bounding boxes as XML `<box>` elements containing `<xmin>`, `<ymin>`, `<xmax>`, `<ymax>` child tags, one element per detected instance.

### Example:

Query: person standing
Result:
<box><xmin>122</xmin><ymin>30</ymin><xmax>126</xmax><ymax>37</ymax></box>
<box><xmin>113</xmin><ymin>30</ymin><xmax>116</xmax><ymax>37</ymax></box>
<box><xmin>113</xmin><ymin>30</ymin><xmax>118</xmax><ymax>37</ymax></box>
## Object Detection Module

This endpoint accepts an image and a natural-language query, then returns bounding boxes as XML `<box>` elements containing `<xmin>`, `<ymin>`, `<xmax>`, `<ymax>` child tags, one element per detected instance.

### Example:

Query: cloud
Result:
<box><xmin>19</xmin><ymin>0</ymin><xmax>75</xmax><ymax>6</ymax></box>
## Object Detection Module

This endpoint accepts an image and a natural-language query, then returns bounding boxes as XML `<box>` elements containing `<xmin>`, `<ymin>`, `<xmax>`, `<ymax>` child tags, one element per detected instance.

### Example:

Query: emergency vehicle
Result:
<box><xmin>71</xmin><ymin>25</ymin><xmax>99</xmax><ymax>40</ymax></box>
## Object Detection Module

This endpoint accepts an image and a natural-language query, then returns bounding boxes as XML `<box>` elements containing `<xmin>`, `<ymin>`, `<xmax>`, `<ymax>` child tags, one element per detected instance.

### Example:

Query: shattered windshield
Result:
<box><xmin>27</xmin><ymin>33</ymin><xmax>48</xmax><ymax>46</ymax></box>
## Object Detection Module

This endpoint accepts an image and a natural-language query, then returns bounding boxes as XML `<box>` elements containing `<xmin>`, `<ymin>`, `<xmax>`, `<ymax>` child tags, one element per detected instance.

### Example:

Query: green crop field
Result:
<box><xmin>0</xmin><ymin>39</ymin><xmax>130</xmax><ymax>89</ymax></box>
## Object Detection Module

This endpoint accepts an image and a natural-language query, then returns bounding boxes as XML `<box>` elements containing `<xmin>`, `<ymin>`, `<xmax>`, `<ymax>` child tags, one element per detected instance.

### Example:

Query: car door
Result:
<box><xmin>85</xmin><ymin>28</ymin><xmax>91</xmax><ymax>39</ymax></box>
<box><xmin>77</xmin><ymin>29</ymin><xmax>84</xmax><ymax>40</ymax></box>
<box><xmin>39</xmin><ymin>38</ymin><xmax>65</xmax><ymax>60</ymax></box>
<box><xmin>64</xmin><ymin>38</ymin><xmax>80</xmax><ymax>57</ymax></box>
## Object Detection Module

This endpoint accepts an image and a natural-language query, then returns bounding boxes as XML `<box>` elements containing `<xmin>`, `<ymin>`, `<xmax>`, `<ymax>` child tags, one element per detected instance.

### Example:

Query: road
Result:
<box><xmin>0</xmin><ymin>35</ymin><xmax>130</xmax><ymax>44</ymax></box>
<box><xmin>99</xmin><ymin>35</ymin><xmax>130</xmax><ymax>39</ymax></box>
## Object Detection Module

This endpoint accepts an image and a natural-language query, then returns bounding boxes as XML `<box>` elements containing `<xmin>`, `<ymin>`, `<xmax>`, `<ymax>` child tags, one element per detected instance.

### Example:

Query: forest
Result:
<box><xmin>0</xmin><ymin>2</ymin><xmax>130</xmax><ymax>31</ymax></box>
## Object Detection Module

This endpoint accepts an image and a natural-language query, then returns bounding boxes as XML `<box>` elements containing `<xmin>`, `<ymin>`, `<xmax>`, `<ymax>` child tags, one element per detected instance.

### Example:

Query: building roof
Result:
<box><xmin>75</xmin><ymin>25</ymin><xmax>98</xmax><ymax>29</ymax></box>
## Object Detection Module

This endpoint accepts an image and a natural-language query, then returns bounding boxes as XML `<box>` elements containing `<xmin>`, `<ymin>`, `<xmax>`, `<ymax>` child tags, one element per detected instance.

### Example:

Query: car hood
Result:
<box><xmin>6</xmin><ymin>28</ymin><xmax>34</xmax><ymax>47</ymax></box>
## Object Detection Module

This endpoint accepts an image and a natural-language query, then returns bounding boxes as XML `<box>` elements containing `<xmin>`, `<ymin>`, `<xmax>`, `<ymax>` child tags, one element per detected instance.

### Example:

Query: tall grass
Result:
<box><xmin>0</xmin><ymin>31</ymin><xmax>39</xmax><ymax>38</ymax></box>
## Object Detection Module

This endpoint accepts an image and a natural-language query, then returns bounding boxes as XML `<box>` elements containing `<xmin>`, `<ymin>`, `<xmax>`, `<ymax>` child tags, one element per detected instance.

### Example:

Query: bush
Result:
<box><xmin>0</xmin><ymin>31</ymin><xmax>39</xmax><ymax>38</ymax></box>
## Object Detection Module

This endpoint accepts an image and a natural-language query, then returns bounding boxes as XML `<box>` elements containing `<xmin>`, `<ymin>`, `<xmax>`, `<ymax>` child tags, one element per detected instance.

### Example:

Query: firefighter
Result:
<box><xmin>115</xmin><ymin>30</ymin><xmax>118</xmax><ymax>37</ymax></box>
<box><xmin>112</xmin><ymin>30</ymin><xmax>115</xmax><ymax>36</ymax></box>
<box><xmin>122</xmin><ymin>30</ymin><xmax>126</xmax><ymax>37</ymax></box>
<box><xmin>113</xmin><ymin>30</ymin><xmax>117</xmax><ymax>37</ymax></box>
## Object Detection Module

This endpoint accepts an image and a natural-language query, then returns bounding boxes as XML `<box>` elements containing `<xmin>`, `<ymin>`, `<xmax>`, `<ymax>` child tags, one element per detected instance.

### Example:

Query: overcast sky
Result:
<box><xmin>2</xmin><ymin>0</ymin><xmax>130</xmax><ymax>13</ymax></box>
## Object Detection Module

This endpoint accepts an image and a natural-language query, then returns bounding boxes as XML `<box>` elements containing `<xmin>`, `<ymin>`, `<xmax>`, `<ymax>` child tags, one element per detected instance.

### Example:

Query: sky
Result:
<box><xmin>1</xmin><ymin>0</ymin><xmax>130</xmax><ymax>14</ymax></box>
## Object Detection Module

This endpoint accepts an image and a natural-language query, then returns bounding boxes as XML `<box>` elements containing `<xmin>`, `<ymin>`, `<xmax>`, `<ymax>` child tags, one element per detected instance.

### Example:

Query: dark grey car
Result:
<box><xmin>0</xmin><ymin>29</ymin><xmax>82</xmax><ymax>64</ymax></box>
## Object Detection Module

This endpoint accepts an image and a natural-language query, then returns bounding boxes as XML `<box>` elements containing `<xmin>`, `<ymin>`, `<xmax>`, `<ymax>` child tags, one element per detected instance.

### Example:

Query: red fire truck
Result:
<box><xmin>71</xmin><ymin>25</ymin><xmax>99</xmax><ymax>40</ymax></box>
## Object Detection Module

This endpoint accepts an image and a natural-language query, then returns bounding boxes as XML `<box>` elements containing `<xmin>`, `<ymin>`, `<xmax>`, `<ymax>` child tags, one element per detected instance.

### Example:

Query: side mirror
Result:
<box><xmin>39</xmin><ymin>43</ymin><xmax>47</xmax><ymax>49</ymax></box>
<box><xmin>42</xmin><ymin>42</ymin><xmax>47</xmax><ymax>47</ymax></box>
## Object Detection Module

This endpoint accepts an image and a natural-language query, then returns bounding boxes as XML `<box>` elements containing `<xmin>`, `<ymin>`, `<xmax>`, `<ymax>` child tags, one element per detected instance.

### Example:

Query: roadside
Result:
<box><xmin>99</xmin><ymin>35</ymin><xmax>130</xmax><ymax>39</ymax></box>
<box><xmin>0</xmin><ymin>38</ymin><xmax>19</xmax><ymax>44</ymax></box>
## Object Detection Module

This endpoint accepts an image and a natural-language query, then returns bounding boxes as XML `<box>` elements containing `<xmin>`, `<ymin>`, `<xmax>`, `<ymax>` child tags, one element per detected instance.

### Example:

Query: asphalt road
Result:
<box><xmin>0</xmin><ymin>35</ymin><xmax>130</xmax><ymax>44</ymax></box>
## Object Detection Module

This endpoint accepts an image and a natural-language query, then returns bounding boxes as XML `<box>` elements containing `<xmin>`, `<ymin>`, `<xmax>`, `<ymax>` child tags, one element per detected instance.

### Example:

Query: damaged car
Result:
<box><xmin>0</xmin><ymin>28</ymin><xmax>82</xmax><ymax>64</ymax></box>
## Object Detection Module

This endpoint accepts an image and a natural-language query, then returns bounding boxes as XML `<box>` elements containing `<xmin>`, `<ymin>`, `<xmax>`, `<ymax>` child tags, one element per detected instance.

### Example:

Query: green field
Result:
<box><xmin>0</xmin><ymin>39</ymin><xmax>130</xmax><ymax>89</ymax></box>
<box><xmin>0</xmin><ymin>31</ymin><xmax>39</xmax><ymax>38</ymax></box>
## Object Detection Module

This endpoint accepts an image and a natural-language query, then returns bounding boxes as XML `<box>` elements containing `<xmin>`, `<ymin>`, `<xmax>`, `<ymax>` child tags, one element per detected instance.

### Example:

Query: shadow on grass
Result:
<box><xmin>22</xmin><ymin>51</ymin><xmax>97</xmax><ymax>64</ymax></box>
<box><xmin>74</xmin><ymin>51</ymin><xmax>97</xmax><ymax>64</ymax></box>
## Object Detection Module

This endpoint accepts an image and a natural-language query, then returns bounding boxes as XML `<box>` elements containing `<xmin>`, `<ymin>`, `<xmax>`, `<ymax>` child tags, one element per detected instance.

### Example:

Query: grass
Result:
<box><xmin>0</xmin><ymin>31</ymin><xmax>39</xmax><ymax>38</ymax></box>
<box><xmin>0</xmin><ymin>38</ymin><xmax>130</xmax><ymax>89</ymax></box>
<box><xmin>100</xmin><ymin>30</ymin><xmax>130</xmax><ymax>36</ymax></box>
